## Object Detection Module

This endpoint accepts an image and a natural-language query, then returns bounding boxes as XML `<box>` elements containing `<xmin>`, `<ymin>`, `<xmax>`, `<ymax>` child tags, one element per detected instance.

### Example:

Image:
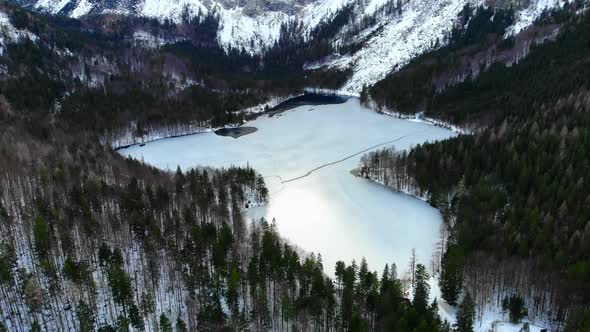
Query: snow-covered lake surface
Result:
<box><xmin>119</xmin><ymin>98</ymin><xmax>455</xmax><ymax>276</ymax></box>
<box><xmin>118</xmin><ymin>97</ymin><xmax>552</xmax><ymax>331</ymax></box>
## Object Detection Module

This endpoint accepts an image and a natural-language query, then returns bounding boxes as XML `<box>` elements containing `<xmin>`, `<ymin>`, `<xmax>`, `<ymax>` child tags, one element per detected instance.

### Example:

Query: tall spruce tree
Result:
<box><xmin>160</xmin><ymin>314</ymin><xmax>173</xmax><ymax>332</ymax></box>
<box><xmin>502</xmin><ymin>295</ymin><xmax>528</xmax><ymax>323</ymax></box>
<box><xmin>439</xmin><ymin>244</ymin><xmax>464</xmax><ymax>305</ymax></box>
<box><xmin>413</xmin><ymin>264</ymin><xmax>430</xmax><ymax>314</ymax></box>
<box><xmin>32</xmin><ymin>215</ymin><xmax>50</xmax><ymax>258</ymax></box>
<box><xmin>76</xmin><ymin>300</ymin><xmax>95</xmax><ymax>332</ymax></box>
<box><xmin>455</xmin><ymin>292</ymin><xmax>475</xmax><ymax>332</ymax></box>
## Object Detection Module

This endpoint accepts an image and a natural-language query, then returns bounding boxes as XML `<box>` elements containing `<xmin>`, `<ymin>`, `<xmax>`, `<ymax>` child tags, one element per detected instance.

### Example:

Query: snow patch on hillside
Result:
<box><xmin>0</xmin><ymin>12</ymin><xmax>38</xmax><ymax>55</ymax></box>
<box><xmin>133</xmin><ymin>30</ymin><xmax>188</xmax><ymax>48</ymax></box>
<box><xmin>335</xmin><ymin>0</ymin><xmax>471</xmax><ymax>93</ymax></box>
<box><xmin>71</xmin><ymin>0</ymin><xmax>94</xmax><ymax>17</ymax></box>
<box><xmin>301</xmin><ymin>0</ymin><xmax>356</xmax><ymax>30</ymax></box>
<box><xmin>505</xmin><ymin>0</ymin><xmax>565</xmax><ymax>36</ymax></box>
<box><xmin>491</xmin><ymin>322</ymin><xmax>547</xmax><ymax>332</ymax></box>
<box><xmin>438</xmin><ymin>296</ymin><xmax>552</xmax><ymax>332</ymax></box>
<box><xmin>436</xmin><ymin>295</ymin><xmax>550</xmax><ymax>332</ymax></box>
<box><xmin>217</xmin><ymin>8</ymin><xmax>291</xmax><ymax>53</ymax></box>
<box><xmin>35</xmin><ymin>0</ymin><xmax>70</xmax><ymax>14</ymax></box>
<box><xmin>316</xmin><ymin>0</ymin><xmax>565</xmax><ymax>93</ymax></box>
<box><xmin>140</xmin><ymin>0</ymin><xmax>208</xmax><ymax>21</ymax></box>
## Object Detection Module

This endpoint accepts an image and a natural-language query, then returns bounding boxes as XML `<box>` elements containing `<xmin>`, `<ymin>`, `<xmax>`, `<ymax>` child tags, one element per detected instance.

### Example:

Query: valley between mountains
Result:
<box><xmin>1</xmin><ymin>0</ymin><xmax>590</xmax><ymax>331</ymax></box>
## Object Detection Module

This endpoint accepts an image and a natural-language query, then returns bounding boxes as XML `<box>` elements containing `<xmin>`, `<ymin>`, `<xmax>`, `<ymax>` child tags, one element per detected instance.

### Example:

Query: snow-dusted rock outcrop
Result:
<box><xmin>0</xmin><ymin>11</ymin><xmax>37</xmax><ymax>55</ymax></box>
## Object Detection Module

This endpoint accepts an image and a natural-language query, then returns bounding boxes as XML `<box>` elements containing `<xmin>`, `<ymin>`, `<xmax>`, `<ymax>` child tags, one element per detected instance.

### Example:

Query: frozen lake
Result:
<box><xmin>119</xmin><ymin>98</ymin><xmax>456</xmax><ymax>276</ymax></box>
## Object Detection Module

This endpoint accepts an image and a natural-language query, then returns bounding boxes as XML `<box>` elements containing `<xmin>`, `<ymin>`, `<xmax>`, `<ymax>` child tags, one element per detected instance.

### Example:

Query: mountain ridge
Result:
<box><xmin>7</xmin><ymin>0</ymin><xmax>565</xmax><ymax>92</ymax></box>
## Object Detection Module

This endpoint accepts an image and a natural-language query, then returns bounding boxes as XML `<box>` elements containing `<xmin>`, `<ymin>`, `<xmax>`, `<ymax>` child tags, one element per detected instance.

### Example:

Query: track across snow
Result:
<box><xmin>281</xmin><ymin>134</ymin><xmax>411</xmax><ymax>183</ymax></box>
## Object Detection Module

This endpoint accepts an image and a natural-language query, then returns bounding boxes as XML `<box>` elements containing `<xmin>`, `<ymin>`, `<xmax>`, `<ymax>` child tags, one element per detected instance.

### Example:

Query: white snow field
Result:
<box><xmin>119</xmin><ymin>98</ymin><xmax>454</xmax><ymax>276</ymax></box>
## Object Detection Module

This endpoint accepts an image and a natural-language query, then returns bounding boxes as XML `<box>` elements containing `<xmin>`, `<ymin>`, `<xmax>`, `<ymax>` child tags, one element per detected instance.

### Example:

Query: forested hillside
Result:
<box><xmin>0</xmin><ymin>2</ymin><xmax>454</xmax><ymax>331</ymax></box>
<box><xmin>3</xmin><ymin>0</ymin><xmax>590</xmax><ymax>329</ymax></box>
<box><xmin>359</xmin><ymin>2</ymin><xmax>590</xmax><ymax>329</ymax></box>
<box><xmin>364</xmin><ymin>2</ymin><xmax>575</xmax><ymax>126</ymax></box>
<box><xmin>0</xmin><ymin>0</ymin><xmax>351</xmax><ymax>148</ymax></box>
<box><xmin>0</xmin><ymin>112</ymin><xmax>451</xmax><ymax>330</ymax></box>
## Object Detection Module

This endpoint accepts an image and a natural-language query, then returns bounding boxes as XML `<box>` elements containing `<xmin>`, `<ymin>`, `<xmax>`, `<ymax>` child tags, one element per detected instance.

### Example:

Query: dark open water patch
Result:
<box><xmin>215</xmin><ymin>126</ymin><xmax>258</xmax><ymax>138</ymax></box>
<box><xmin>268</xmin><ymin>93</ymin><xmax>349</xmax><ymax>115</ymax></box>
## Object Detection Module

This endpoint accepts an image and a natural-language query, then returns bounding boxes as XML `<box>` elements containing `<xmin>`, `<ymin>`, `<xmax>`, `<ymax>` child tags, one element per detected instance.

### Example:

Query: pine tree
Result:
<box><xmin>439</xmin><ymin>244</ymin><xmax>464</xmax><ymax>305</ymax></box>
<box><xmin>409</xmin><ymin>248</ymin><xmax>417</xmax><ymax>286</ymax></box>
<box><xmin>520</xmin><ymin>322</ymin><xmax>531</xmax><ymax>332</ymax></box>
<box><xmin>564</xmin><ymin>307</ymin><xmax>590</xmax><ymax>332</ymax></box>
<box><xmin>33</xmin><ymin>215</ymin><xmax>50</xmax><ymax>258</ymax></box>
<box><xmin>175</xmin><ymin>166</ymin><xmax>185</xmax><ymax>193</ymax></box>
<box><xmin>226</xmin><ymin>262</ymin><xmax>241</xmax><ymax>319</ymax></box>
<box><xmin>107</xmin><ymin>265</ymin><xmax>133</xmax><ymax>314</ymax></box>
<box><xmin>30</xmin><ymin>320</ymin><xmax>41</xmax><ymax>332</ymax></box>
<box><xmin>0</xmin><ymin>204</ymin><xmax>8</xmax><ymax>224</ymax></box>
<box><xmin>357</xmin><ymin>257</ymin><xmax>369</xmax><ymax>298</ymax></box>
<box><xmin>350</xmin><ymin>312</ymin><xmax>368</xmax><ymax>332</ymax></box>
<box><xmin>335</xmin><ymin>261</ymin><xmax>346</xmax><ymax>292</ymax></box>
<box><xmin>116</xmin><ymin>314</ymin><xmax>129</xmax><ymax>332</ymax></box>
<box><xmin>380</xmin><ymin>264</ymin><xmax>390</xmax><ymax>294</ymax></box>
<box><xmin>128</xmin><ymin>304</ymin><xmax>143</xmax><ymax>330</ymax></box>
<box><xmin>256</xmin><ymin>175</ymin><xmax>268</xmax><ymax>202</ymax></box>
<box><xmin>413</xmin><ymin>264</ymin><xmax>430</xmax><ymax>314</ymax></box>
<box><xmin>455</xmin><ymin>292</ymin><xmax>475</xmax><ymax>332</ymax></box>
<box><xmin>23</xmin><ymin>277</ymin><xmax>44</xmax><ymax>313</ymax></box>
<box><xmin>160</xmin><ymin>314</ymin><xmax>173</xmax><ymax>332</ymax></box>
<box><xmin>0</xmin><ymin>242</ymin><xmax>16</xmax><ymax>286</ymax></box>
<box><xmin>98</xmin><ymin>243</ymin><xmax>112</xmax><ymax>267</ymax></box>
<box><xmin>76</xmin><ymin>300</ymin><xmax>95</xmax><ymax>332</ymax></box>
<box><xmin>176</xmin><ymin>316</ymin><xmax>188</xmax><ymax>332</ymax></box>
<box><xmin>340</xmin><ymin>263</ymin><xmax>356</xmax><ymax>329</ymax></box>
<box><xmin>502</xmin><ymin>295</ymin><xmax>528</xmax><ymax>323</ymax></box>
<box><xmin>140</xmin><ymin>291</ymin><xmax>155</xmax><ymax>316</ymax></box>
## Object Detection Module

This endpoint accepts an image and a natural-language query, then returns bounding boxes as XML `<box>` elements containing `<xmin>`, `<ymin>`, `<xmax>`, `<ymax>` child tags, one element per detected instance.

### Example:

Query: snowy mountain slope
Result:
<box><xmin>314</xmin><ymin>0</ymin><xmax>566</xmax><ymax>93</ymax></box>
<box><xmin>17</xmin><ymin>0</ymin><xmax>355</xmax><ymax>53</ymax></box>
<box><xmin>216</xmin><ymin>9</ymin><xmax>292</xmax><ymax>52</ymax></box>
<box><xmin>335</xmin><ymin>0</ymin><xmax>472</xmax><ymax>93</ymax></box>
<box><xmin>505</xmin><ymin>0</ymin><xmax>565</xmax><ymax>35</ymax></box>
<box><xmin>140</xmin><ymin>0</ymin><xmax>295</xmax><ymax>52</ymax></box>
<box><xmin>9</xmin><ymin>0</ymin><xmax>565</xmax><ymax>91</ymax></box>
<box><xmin>0</xmin><ymin>11</ymin><xmax>37</xmax><ymax>55</ymax></box>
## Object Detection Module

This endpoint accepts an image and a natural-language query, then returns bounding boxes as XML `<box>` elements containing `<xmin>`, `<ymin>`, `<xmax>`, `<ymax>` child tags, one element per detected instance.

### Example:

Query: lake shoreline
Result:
<box><xmin>114</xmin><ymin>93</ymin><xmax>351</xmax><ymax>151</ymax></box>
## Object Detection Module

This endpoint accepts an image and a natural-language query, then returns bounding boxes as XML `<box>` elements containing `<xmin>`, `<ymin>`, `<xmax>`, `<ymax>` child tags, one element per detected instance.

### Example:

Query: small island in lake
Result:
<box><xmin>215</xmin><ymin>126</ymin><xmax>258</xmax><ymax>138</ymax></box>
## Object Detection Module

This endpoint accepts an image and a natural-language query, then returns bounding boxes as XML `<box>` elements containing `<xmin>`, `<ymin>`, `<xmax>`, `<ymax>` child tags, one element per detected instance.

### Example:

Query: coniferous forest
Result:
<box><xmin>0</xmin><ymin>117</ymin><xmax>448</xmax><ymax>331</ymax></box>
<box><xmin>0</xmin><ymin>2</ymin><xmax>450</xmax><ymax>331</ymax></box>
<box><xmin>360</xmin><ymin>2</ymin><xmax>590</xmax><ymax>330</ymax></box>
<box><xmin>2</xmin><ymin>0</ymin><xmax>590</xmax><ymax>329</ymax></box>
